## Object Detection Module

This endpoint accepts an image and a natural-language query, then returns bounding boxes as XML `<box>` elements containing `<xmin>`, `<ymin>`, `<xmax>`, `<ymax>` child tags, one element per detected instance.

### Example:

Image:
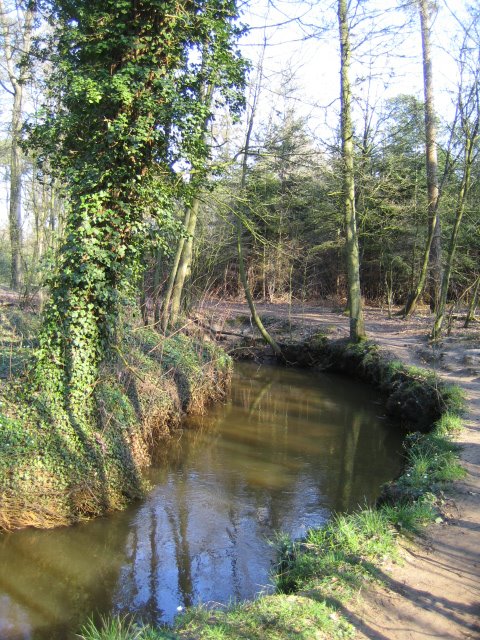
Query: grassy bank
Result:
<box><xmin>81</xmin><ymin>337</ymin><xmax>466</xmax><ymax>640</ymax></box>
<box><xmin>0</xmin><ymin>307</ymin><xmax>232</xmax><ymax>531</ymax></box>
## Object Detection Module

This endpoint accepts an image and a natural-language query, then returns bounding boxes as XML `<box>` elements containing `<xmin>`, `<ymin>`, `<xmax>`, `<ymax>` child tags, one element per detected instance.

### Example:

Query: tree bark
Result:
<box><xmin>404</xmin><ymin>0</ymin><xmax>440</xmax><ymax>316</ymax></box>
<box><xmin>168</xmin><ymin>197</ymin><xmax>199</xmax><ymax>328</ymax></box>
<box><xmin>160</xmin><ymin>207</ymin><xmax>191</xmax><ymax>331</ymax></box>
<box><xmin>338</xmin><ymin>0</ymin><xmax>366</xmax><ymax>341</ymax></box>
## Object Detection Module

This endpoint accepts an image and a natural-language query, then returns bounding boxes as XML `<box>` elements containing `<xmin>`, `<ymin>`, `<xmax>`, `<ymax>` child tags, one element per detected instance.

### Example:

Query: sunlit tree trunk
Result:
<box><xmin>404</xmin><ymin>0</ymin><xmax>440</xmax><ymax>316</ymax></box>
<box><xmin>152</xmin><ymin>248</ymin><xmax>163</xmax><ymax>325</ymax></box>
<box><xmin>160</xmin><ymin>207</ymin><xmax>191</xmax><ymax>330</ymax></box>
<box><xmin>338</xmin><ymin>0</ymin><xmax>365</xmax><ymax>341</ymax></box>
<box><xmin>168</xmin><ymin>197</ymin><xmax>200</xmax><ymax>328</ymax></box>
<box><xmin>0</xmin><ymin>0</ymin><xmax>36</xmax><ymax>290</ymax></box>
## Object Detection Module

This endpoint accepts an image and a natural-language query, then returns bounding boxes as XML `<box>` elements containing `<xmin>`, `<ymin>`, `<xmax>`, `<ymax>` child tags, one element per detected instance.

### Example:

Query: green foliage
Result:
<box><xmin>23</xmin><ymin>0</ymin><xmax>246</xmax><ymax>477</ymax></box>
<box><xmin>79</xmin><ymin>616</ymin><xmax>175</xmax><ymax>640</ymax></box>
<box><xmin>397</xmin><ymin>429</ymin><xmax>466</xmax><ymax>494</ymax></box>
<box><xmin>380</xmin><ymin>498</ymin><xmax>437</xmax><ymax>534</ymax></box>
<box><xmin>273</xmin><ymin>508</ymin><xmax>396</xmax><ymax>595</ymax></box>
<box><xmin>435</xmin><ymin>411</ymin><xmax>464</xmax><ymax>435</ymax></box>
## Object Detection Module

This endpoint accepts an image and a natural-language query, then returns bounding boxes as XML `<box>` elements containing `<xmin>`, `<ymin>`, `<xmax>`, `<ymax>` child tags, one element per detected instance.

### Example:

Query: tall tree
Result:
<box><xmin>338</xmin><ymin>0</ymin><xmax>365</xmax><ymax>341</ymax></box>
<box><xmin>0</xmin><ymin>0</ymin><xmax>36</xmax><ymax>290</ymax></box>
<box><xmin>404</xmin><ymin>0</ymin><xmax>440</xmax><ymax>316</ymax></box>
<box><xmin>28</xmin><ymin>0</ymin><xmax>245</xmax><ymax>425</ymax></box>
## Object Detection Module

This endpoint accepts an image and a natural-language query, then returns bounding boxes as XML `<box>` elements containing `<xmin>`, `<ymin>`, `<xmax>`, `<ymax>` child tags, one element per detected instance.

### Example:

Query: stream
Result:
<box><xmin>0</xmin><ymin>362</ymin><xmax>404</xmax><ymax>639</ymax></box>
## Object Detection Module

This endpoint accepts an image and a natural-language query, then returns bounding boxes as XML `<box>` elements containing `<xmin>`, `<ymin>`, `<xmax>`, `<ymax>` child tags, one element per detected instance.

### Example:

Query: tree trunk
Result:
<box><xmin>168</xmin><ymin>197</ymin><xmax>200</xmax><ymax>328</ymax></box>
<box><xmin>404</xmin><ymin>0</ymin><xmax>440</xmax><ymax>316</ymax></box>
<box><xmin>432</xmin><ymin>98</ymin><xmax>478</xmax><ymax>338</ymax></box>
<box><xmin>160</xmin><ymin>207</ymin><xmax>191</xmax><ymax>331</ymax></box>
<box><xmin>338</xmin><ymin>0</ymin><xmax>365</xmax><ymax>341</ymax></box>
<box><xmin>464</xmin><ymin>276</ymin><xmax>479</xmax><ymax>328</ymax></box>
<box><xmin>9</xmin><ymin>87</ymin><xmax>23</xmax><ymax>290</ymax></box>
<box><xmin>153</xmin><ymin>248</ymin><xmax>163</xmax><ymax>325</ymax></box>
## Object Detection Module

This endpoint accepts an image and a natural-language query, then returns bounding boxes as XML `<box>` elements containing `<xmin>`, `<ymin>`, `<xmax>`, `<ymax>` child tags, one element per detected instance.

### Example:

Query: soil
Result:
<box><xmin>197</xmin><ymin>299</ymin><xmax>480</xmax><ymax>640</ymax></box>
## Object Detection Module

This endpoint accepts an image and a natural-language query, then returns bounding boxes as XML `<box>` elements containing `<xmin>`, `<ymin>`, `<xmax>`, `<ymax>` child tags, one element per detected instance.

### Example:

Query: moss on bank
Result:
<box><xmin>81</xmin><ymin>334</ymin><xmax>466</xmax><ymax>640</ymax></box>
<box><xmin>0</xmin><ymin>308</ymin><xmax>232</xmax><ymax>531</ymax></box>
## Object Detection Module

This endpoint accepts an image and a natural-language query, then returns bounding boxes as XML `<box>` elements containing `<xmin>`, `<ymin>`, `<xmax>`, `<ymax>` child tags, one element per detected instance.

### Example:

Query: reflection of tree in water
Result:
<box><xmin>166</xmin><ymin>479</ymin><xmax>194</xmax><ymax>608</ymax></box>
<box><xmin>0</xmin><ymin>363</ymin><xmax>403</xmax><ymax>636</ymax></box>
<box><xmin>337</xmin><ymin>413</ymin><xmax>362</xmax><ymax>512</ymax></box>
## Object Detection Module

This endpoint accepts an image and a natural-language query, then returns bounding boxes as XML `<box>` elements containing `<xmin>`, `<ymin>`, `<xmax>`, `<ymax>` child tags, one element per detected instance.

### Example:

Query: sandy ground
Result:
<box><xmin>198</xmin><ymin>300</ymin><xmax>480</xmax><ymax>640</ymax></box>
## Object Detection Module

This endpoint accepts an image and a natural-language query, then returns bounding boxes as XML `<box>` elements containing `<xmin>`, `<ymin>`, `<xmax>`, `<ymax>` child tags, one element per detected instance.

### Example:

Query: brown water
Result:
<box><xmin>0</xmin><ymin>363</ymin><xmax>404</xmax><ymax>639</ymax></box>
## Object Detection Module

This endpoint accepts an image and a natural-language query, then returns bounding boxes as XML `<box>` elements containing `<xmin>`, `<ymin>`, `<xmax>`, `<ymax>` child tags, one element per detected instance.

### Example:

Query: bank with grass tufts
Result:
<box><xmin>0</xmin><ymin>307</ymin><xmax>231</xmax><ymax>531</ymax></box>
<box><xmin>80</xmin><ymin>333</ymin><xmax>466</xmax><ymax>640</ymax></box>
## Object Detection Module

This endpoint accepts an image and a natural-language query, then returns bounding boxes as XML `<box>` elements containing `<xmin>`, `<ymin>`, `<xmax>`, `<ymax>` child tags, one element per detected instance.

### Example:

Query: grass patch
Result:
<box><xmin>83</xmin><ymin>596</ymin><xmax>354</xmax><ymax>640</ymax></box>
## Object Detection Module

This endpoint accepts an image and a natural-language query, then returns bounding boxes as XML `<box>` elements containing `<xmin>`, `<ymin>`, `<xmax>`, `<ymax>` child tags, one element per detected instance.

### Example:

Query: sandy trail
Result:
<box><xmin>199</xmin><ymin>300</ymin><xmax>480</xmax><ymax>640</ymax></box>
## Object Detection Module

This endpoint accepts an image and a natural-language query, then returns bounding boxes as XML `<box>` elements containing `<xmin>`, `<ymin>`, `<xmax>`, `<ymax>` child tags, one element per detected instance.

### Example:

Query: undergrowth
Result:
<box><xmin>0</xmin><ymin>307</ymin><xmax>232</xmax><ymax>531</ymax></box>
<box><xmin>81</xmin><ymin>338</ymin><xmax>467</xmax><ymax>640</ymax></box>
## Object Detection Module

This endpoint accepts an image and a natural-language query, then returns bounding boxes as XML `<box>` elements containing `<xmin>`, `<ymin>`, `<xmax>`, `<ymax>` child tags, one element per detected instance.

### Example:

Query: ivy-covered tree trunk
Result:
<box><xmin>29</xmin><ymin>0</ymin><xmax>245</xmax><ymax>430</ymax></box>
<box><xmin>338</xmin><ymin>0</ymin><xmax>366</xmax><ymax>341</ymax></box>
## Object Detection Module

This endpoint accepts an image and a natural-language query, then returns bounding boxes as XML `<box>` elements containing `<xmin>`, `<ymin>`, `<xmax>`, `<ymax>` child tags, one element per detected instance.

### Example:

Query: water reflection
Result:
<box><xmin>0</xmin><ymin>363</ymin><xmax>403</xmax><ymax>639</ymax></box>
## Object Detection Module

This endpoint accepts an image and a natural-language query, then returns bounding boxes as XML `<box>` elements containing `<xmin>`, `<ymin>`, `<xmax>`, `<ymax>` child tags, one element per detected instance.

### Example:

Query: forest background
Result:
<box><xmin>0</xmin><ymin>0</ymin><xmax>479</xmax><ymax>340</ymax></box>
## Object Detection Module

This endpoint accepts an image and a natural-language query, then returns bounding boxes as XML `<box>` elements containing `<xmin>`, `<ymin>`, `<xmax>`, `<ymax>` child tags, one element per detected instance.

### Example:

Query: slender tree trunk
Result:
<box><xmin>9</xmin><ymin>88</ymin><xmax>23</xmax><ymax>290</ymax></box>
<box><xmin>160</xmin><ymin>207</ymin><xmax>191</xmax><ymax>331</ymax></box>
<box><xmin>0</xmin><ymin>0</ymin><xmax>36</xmax><ymax>291</ymax></box>
<box><xmin>432</xmin><ymin>104</ymin><xmax>478</xmax><ymax>338</ymax></box>
<box><xmin>464</xmin><ymin>276</ymin><xmax>479</xmax><ymax>328</ymax></box>
<box><xmin>140</xmin><ymin>259</ymin><xmax>149</xmax><ymax>326</ymax></box>
<box><xmin>169</xmin><ymin>197</ymin><xmax>200</xmax><ymax>328</ymax></box>
<box><xmin>338</xmin><ymin>0</ymin><xmax>365</xmax><ymax>341</ymax></box>
<box><xmin>404</xmin><ymin>0</ymin><xmax>440</xmax><ymax>316</ymax></box>
<box><xmin>153</xmin><ymin>248</ymin><xmax>163</xmax><ymax>325</ymax></box>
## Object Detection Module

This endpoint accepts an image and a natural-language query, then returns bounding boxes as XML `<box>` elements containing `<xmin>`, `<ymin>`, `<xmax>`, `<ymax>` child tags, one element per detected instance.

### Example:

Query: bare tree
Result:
<box><xmin>404</xmin><ymin>0</ymin><xmax>440</xmax><ymax>316</ymax></box>
<box><xmin>338</xmin><ymin>0</ymin><xmax>365</xmax><ymax>341</ymax></box>
<box><xmin>0</xmin><ymin>0</ymin><xmax>36</xmax><ymax>290</ymax></box>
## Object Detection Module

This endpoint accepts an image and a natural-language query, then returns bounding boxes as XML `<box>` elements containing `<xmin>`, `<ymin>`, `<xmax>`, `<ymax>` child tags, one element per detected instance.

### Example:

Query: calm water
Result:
<box><xmin>0</xmin><ymin>363</ymin><xmax>404</xmax><ymax>639</ymax></box>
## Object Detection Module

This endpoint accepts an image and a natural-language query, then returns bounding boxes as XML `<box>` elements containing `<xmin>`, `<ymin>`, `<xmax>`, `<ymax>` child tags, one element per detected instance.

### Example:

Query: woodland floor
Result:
<box><xmin>198</xmin><ymin>298</ymin><xmax>480</xmax><ymax>640</ymax></box>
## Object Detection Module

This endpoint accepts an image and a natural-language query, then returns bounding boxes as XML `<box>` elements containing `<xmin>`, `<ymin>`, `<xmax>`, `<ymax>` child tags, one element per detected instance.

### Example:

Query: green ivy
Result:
<box><xmin>26</xmin><ymin>4</ymin><xmax>244</xmax><ymax>419</ymax></box>
<box><xmin>0</xmin><ymin>0</ymin><xmax>245</xmax><ymax>530</ymax></box>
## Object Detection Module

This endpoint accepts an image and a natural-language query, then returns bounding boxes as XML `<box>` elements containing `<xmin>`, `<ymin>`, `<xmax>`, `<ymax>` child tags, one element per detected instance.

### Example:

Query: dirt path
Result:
<box><xmin>198</xmin><ymin>300</ymin><xmax>480</xmax><ymax>640</ymax></box>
